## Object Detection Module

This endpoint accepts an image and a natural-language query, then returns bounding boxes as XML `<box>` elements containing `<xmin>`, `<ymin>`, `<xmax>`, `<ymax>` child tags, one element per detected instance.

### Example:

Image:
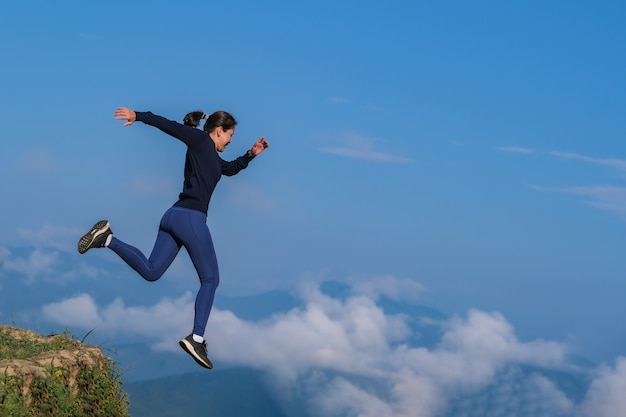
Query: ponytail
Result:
<box><xmin>183</xmin><ymin>110</ymin><xmax>204</xmax><ymax>127</ymax></box>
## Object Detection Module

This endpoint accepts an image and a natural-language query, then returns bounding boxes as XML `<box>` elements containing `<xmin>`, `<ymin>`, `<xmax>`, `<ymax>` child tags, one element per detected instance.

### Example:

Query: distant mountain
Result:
<box><xmin>216</xmin><ymin>289</ymin><xmax>301</xmax><ymax>321</ymax></box>
<box><xmin>125</xmin><ymin>368</ymin><xmax>292</xmax><ymax>417</ymax></box>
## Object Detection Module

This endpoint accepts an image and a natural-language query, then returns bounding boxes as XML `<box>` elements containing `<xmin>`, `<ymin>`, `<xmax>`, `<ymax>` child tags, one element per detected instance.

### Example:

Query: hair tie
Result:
<box><xmin>201</xmin><ymin>113</ymin><xmax>209</xmax><ymax>120</ymax></box>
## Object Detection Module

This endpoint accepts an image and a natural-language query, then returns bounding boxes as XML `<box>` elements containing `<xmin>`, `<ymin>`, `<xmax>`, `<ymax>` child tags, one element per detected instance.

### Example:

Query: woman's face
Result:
<box><xmin>213</xmin><ymin>126</ymin><xmax>235</xmax><ymax>152</ymax></box>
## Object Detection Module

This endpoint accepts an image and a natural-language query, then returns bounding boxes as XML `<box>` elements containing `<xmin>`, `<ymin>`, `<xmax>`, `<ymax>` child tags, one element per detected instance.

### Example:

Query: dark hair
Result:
<box><xmin>183</xmin><ymin>110</ymin><xmax>237</xmax><ymax>134</ymax></box>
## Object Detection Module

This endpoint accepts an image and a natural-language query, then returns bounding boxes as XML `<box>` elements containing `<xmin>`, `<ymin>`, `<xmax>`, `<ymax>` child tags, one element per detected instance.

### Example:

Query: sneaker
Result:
<box><xmin>179</xmin><ymin>334</ymin><xmax>213</xmax><ymax>369</ymax></box>
<box><xmin>77</xmin><ymin>220</ymin><xmax>112</xmax><ymax>254</ymax></box>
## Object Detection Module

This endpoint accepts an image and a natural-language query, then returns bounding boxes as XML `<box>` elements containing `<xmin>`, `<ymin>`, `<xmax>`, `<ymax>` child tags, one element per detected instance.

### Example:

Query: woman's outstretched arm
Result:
<box><xmin>113</xmin><ymin>107</ymin><xmax>204</xmax><ymax>145</ymax></box>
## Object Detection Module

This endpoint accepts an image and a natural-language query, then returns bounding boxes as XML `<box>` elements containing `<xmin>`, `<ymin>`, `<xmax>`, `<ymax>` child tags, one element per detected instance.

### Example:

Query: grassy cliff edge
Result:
<box><xmin>0</xmin><ymin>325</ymin><xmax>130</xmax><ymax>417</ymax></box>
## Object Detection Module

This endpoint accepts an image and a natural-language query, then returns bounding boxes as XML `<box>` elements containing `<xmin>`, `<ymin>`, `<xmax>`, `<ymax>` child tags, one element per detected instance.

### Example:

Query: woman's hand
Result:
<box><xmin>250</xmin><ymin>137</ymin><xmax>269</xmax><ymax>156</ymax></box>
<box><xmin>114</xmin><ymin>107</ymin><xmax>137</xmax><ymax>127</ymax></box>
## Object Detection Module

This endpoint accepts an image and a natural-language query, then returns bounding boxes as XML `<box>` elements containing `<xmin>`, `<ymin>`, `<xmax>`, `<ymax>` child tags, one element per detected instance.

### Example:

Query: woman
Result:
<box><xmin>77</xmin><ymin>107</ymin><xmax>269</xmax><ymax>369</ymax></box>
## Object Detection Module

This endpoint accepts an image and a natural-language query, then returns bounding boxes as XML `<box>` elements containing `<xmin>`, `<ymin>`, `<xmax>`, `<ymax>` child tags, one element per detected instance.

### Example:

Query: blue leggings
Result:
<box><xmin>108</xmin><ymin>206</ymin><xmax>219</xmax><ymax>337</ymax></box>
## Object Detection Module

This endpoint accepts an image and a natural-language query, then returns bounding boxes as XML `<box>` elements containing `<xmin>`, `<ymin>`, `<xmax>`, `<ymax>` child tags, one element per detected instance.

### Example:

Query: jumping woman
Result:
<box><xmin>77</xmin><ymin>107</ymin><xmax>269</xmax><ymax>369</ymax></box>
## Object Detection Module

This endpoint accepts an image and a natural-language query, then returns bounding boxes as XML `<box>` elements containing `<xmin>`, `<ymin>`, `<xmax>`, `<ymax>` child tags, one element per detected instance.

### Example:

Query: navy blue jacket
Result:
<box><xmin>136</xmin><ymin>111</ymin><xmax>254</xmax><ymax>215</ymax></box>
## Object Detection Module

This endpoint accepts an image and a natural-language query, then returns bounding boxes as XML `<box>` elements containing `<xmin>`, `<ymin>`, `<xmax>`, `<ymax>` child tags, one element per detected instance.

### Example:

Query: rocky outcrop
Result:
<box><xmin>0</xmin><ymin>325</ymin><xmax>130</xmax><ymax>416</ymax></box>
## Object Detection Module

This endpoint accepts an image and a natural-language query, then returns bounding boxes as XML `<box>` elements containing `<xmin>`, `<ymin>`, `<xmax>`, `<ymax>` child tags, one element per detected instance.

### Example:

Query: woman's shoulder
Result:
<box><xmin>188</xmin><ymin>134</ymin><xmax>217</xmax><ymax>151</ymax></box>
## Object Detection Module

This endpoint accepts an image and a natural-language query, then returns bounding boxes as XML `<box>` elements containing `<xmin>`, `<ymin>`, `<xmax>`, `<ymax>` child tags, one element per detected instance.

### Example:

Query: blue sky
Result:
<box><xmin>1</xmin><ymin>1</ymin><xmax>626</xmax><ymax>415</ymax></box>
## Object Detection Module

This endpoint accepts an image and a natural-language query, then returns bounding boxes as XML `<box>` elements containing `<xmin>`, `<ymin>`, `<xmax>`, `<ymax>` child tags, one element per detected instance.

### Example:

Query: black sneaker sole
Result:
<box><xmin>179</xmin><ymin>339</ymin><xmax>213</xmax><ymax>369</ymax></box>
<box><xmin>77</xmin><ymin>220</ymin><xmax>110</xmax><ymax>254</ymax></box>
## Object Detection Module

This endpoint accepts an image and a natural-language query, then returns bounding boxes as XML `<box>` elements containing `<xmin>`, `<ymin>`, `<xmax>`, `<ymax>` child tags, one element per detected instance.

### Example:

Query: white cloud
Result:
<box><xmin>430</xmin><ymin>310</ymin><xmax>564</xmax><ymax>381</ymax></box>
<box><xmin>550</xmin><ymin>151</ymin><xmax>626</xmax><ymax>177</ymax></box>
<box><xmin>496</xmin><ymin>146</ymin><xmax>535</xmax><ymax>154</ymax></box>
<box><xmin>531</xmin><ymin>185</ymin><xmax>626</xmax><ymax>219</ymax></box>
<box><xmin>41</xmin><ymin>293</ymin><xmax>102</xmax><ymax>329</ymax></box>
<box><xmin>530</xmin><ymin>374</ymin><xmax>576</xmax><ymax>415</ymax></box>
<box><xmin>315</xmin><ymin>377</ymin><xmax>395</xmax><ymax>417</ymax></box>
<box><xmin>321</xmin><ymin>133</ymin><xmax>412</xmax><ymax>163</ymax></box>
<box><xmin>17</xmin><ymin>224</ymin><xmax>82</xmax><ymax>252</ymax></box>
<box><xmin>210</xmin><ymin>292</ymin><xmax>404</xmax><ymax>381</ymax></box>
<box><xmin>579</xmin><ymin>357</ymin><xmax>626</xmax><ymax>417</ymax></box>
<box><xmin>59</xmin><ymin>262</ymin><xmax>100</xmax><ymax>281</ymax></box>
<box><xmin>0</xmin><ymin>240</ymin><xmax>102</xmax><ymax>285</ymax></box>
<box><xmin>501</xmin><ymin>149</ymin><xmax>626</xmax><ymax>220</ymax></box>
<box><xmin>99</xmin><ymin>292</ymin><xmax>195</xmax><ymax>351</ymax></box>
<box><xmin>389</xmin><ymin>371</ymin><xmax>444</xmax><ymax>417</ymax></box>
<box><xmin>2</xmin><ymin>248</ymin><xmax>58</xmax><ymax>283</ymax></box>
<box><xmin>41</xmin><ymin>291</ymin><xmax>195</xmax><ymax>350</ymax></box>
<box><xmin>347</xmin><ymin>274</ymin><xmax>426</xmax><ymax>302</ymax></box>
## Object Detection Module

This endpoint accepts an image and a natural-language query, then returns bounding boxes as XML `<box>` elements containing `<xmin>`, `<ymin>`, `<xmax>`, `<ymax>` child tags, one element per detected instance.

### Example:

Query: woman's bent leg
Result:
<box><xmin>108</xmin><ymin>210</ymin><xmax>181</xmax><ymax>281</ymax></box>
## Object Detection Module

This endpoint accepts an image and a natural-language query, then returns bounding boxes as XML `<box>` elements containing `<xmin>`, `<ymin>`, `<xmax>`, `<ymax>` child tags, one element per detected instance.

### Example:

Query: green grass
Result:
<box><xmin>0</xmin><ymin>325</ymin><xmax>130</xmax><ymax>417</ymax></box>
<box><xmin>0</xmin><ymin>328</ymin><xmax>80</xmax><ymax>361</ymax></box>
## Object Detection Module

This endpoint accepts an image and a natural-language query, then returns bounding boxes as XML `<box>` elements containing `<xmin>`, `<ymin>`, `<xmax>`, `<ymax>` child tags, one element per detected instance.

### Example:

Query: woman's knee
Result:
<box><xmin>141</xmin><ymin>269</ymin><xmax>166</xmax><ymax>282</ymax></box>
<box><xmin>199</xmin><ymin>275</ymin><xmax>219</xmax><ymax>287</ymax></box>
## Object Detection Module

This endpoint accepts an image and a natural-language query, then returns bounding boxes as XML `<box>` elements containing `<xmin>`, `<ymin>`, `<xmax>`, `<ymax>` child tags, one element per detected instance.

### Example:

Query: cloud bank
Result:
<box><xmin>39</xmin><ymin>277</ymin><xmax>625</xmax><ymax>417</ymax></box>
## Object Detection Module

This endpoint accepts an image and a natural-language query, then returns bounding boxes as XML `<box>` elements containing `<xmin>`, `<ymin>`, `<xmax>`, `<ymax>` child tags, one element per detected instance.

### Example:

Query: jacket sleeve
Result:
<box><xmin>220</xmin><ymin>152</ymin><xmax>256</xmax><ymax>176</ymax></box>
<box><xmin>135</xmin><ymin>111</ymin><xmax>206</xmax><ymax>146</ymax></box>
